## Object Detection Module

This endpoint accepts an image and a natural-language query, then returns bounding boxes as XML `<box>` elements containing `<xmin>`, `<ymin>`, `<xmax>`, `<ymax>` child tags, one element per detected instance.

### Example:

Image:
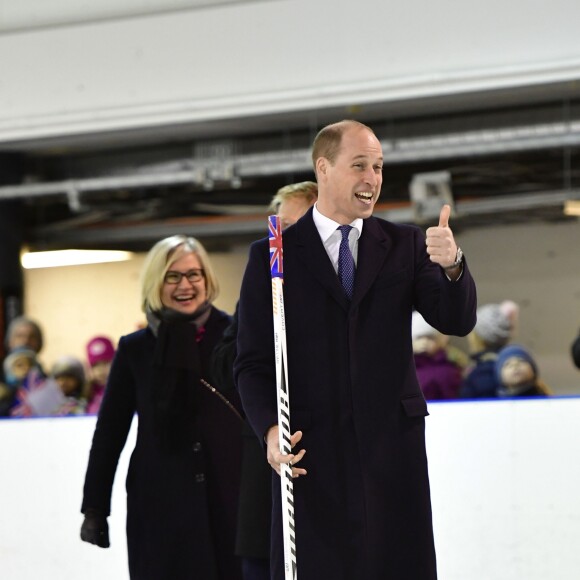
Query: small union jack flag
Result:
<box><xmin>268</xmin><ymin>215</ymin><xmax>283</xmax><ymax>279</ymax></box>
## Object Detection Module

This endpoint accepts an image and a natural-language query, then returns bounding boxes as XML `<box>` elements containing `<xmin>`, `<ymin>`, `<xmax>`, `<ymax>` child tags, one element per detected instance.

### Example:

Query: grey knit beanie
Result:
<box><xmin>474</xmin><ymin>301</ymin><xmax>518</xmax><ymax>349</ymax></box>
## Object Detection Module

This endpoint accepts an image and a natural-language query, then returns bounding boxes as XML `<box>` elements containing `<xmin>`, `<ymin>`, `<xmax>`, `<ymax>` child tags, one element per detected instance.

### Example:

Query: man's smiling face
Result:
<box><xmin>316</xmin><ymin>125</ymin><xmax>383</xmax><ymax>224</ymax></box>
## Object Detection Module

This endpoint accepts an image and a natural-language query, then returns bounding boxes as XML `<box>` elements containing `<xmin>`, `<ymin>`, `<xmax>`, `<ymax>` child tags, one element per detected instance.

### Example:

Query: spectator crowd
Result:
<box><xmin>0</xmin><ymin>316</ymin><xmax>116</xmax><ymax>417</ymax></box>
<box><xmin>1</xmin><ymin>301</ymin><xmax>573</xmax><ymax>415</ymax></box>
<box><xmin>412</xmin><ymin>300</ymin><xmax>555</xmax><ymax>401</ymax></box>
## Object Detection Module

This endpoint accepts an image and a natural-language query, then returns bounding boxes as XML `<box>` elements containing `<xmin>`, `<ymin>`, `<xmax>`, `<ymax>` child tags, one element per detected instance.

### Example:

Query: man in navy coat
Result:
<box><xmin>234</xmin><ymin>120</ymin><xmax>477</xmax><ymax>580</ymax></box>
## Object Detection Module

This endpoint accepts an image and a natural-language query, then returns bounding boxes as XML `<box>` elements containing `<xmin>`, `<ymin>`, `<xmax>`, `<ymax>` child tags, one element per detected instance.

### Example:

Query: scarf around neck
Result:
<box><xmin>146</xmin><ymin>303</ymin><xmax>212</xmax><ymax>451</ymax></box>
<box><xmin>146</xmin><ymin>302</ymin><xmax>212</xmax><ymax>338</ymax></box>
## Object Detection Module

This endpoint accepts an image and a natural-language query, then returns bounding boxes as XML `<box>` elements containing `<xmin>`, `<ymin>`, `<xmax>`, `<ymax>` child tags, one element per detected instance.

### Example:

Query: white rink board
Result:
<box><xmin>1</xmin><ymin>398</ymin><xmax>580</xmax><ymax>579</ymax></box>
<box><xmin>0</xmin><ymin>415</ymin><xmax>136</xmax><ymax>580</ymax></box>
<box><xmin>427</xmin><ymin>397</ymin><xmax>580</xmax><ymax>580</ymax></box>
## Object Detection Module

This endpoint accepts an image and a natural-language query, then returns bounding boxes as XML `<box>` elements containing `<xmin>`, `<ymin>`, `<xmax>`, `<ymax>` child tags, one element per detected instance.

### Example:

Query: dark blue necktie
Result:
<box><xmin>337</xmin><ymin>225</ymin><xmax>355</xmax><ymax>300</ymax></box>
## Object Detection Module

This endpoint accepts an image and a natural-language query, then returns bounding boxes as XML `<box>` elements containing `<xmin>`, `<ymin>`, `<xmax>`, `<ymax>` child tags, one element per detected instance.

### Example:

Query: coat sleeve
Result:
<box><xmin>81</xmin><ymin>336</ymin><xmax>137</xmax><ymax>516</ymax></box>
<box><xmin>411</xmin><ymin>226</ymin><xmax>477</xmax><ymax>337</ymax></box>
<box><xmin>234</xmin><ymin>240</ymin><xmax>278</xmax><ymax>445</ymax></box>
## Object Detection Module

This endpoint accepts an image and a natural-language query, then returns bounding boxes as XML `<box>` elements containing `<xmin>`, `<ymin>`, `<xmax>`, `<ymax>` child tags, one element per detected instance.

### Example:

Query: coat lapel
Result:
<box><xmin>293</xmin><ymin>211</ymin><xmax>390</xmax><ymax>310</ymax></box>
<box><xmin>352</xmin><ymin>217</ymin><xmax>390</xmax><ymax>306</ymax></box>
<box><xmin>294</xmin><ymin>210</ymin><xmax>350</xmax><ymax>310</ymax></box>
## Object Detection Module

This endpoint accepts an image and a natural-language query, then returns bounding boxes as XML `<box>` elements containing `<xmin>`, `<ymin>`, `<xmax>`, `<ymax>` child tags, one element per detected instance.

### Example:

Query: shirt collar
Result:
<box><xmin>312</xmin><ymin>203</ymin><xmax>363</xmax><ymax>242</ymax></box>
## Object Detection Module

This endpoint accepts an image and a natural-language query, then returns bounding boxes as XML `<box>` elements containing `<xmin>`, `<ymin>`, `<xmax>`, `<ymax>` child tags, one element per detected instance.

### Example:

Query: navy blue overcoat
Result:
<box><xmin>235</xmin><ymin>209</ymin><xmax>477</xmax><ymax>580</ymax></box>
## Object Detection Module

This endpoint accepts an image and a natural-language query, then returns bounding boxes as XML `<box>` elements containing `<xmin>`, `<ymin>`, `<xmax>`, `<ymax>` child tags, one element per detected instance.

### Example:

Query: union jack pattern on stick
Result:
<box><xmin>269</xmin><ymin>215</ymin><xmax>283</xmax><ymax>278</ymax></box>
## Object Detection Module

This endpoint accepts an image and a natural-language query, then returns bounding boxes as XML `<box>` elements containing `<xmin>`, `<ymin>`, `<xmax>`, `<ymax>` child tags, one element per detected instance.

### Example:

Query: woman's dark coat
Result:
<box><xmin>82</xmin><ymin>307</ymin><xmax>243</xmax><ymax>580</ymax></box>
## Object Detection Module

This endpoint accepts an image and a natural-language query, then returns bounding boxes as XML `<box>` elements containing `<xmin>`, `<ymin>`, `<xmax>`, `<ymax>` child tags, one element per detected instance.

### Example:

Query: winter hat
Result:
<box><xmin>86</xmin><ymin>336</ymin><xmax>115</xmax><ymax>367</ymax></box>
<box><xmin>51</xmin><ymin>355</ymin><xmax>86</xmax><ymax>384</ymax></box>
<box><xmin>3</xmin><ymin>347</ymin><xmax>37</xmax><ymax>377</ymax></box>
<box><xmin>474</xmin><ymin>301</ymin><xmax>519</xmax><ymax>349</ymax></box>
<box><xmin>495</xmin><ymin>344</ymin><xmax>538</xmax><ymax>384</ymax></box>
<box><xmin>412</xmin><ymin>311</ymin><xmax>438</xmax><ymax>340</ymax></box>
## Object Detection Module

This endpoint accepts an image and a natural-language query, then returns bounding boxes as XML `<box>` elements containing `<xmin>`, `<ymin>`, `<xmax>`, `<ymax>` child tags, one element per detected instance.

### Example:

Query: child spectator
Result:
<box><xmin>50</xmin><ymin>355</ymin><xmax>88</xmax><ymax>415</ymax></box>
<box><xmin>495</xmin><ymin>344</ymin><xmax>551</xmax><ymax>398</ymax></box>
<box><xmin>85</xmin><ymin>336</ymin><xmax>116</xmax><ymax>415</ymax></box>
<box><xmin>412</xmin><ymin>311</ymin><xmax>463</xmax><ymax>400</ymax></box>
<box><xmin>461</xmin><ymin>300</ymin><xmax>519</xmax><ymax>399</ymax></box>
<box><xmin>6</xmin><ymin>352</ymin><xmax>87</xmax><ymax>417</ymax></box>
<box><xmin>3</xmin><ymin>347</ymin><xmax>40</xmax><ymax>389</ymax></box>
<box><xmin>5</xmin><ymin>316</ymin><xmax>44</xmax><ymax>355</ymax></box>
<box><xmin>2</xmin><ymin>347</ymin><xmax>45</xmax><ymax>416</ymax></box>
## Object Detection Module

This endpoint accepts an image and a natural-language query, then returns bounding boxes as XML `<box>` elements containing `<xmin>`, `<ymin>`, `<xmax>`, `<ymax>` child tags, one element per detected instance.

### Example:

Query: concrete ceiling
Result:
<box><xmin>1</xmin><ymin>80</ymin><xmax>579</xmax><ymax>251</ymax></box>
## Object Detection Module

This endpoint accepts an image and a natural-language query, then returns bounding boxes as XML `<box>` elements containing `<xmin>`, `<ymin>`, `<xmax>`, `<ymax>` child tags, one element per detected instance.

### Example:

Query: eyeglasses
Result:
<box><xmin>163</xmin><ymin>269</ymin><xmax>205</xmax><ymax>284</ymax></box>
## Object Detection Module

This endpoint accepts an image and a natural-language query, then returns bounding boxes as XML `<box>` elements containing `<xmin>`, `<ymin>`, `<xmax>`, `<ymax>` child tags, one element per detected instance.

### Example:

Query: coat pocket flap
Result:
<box><xmin>400</xmin><ymin>394</ymin><xmax>429</xmax><ymax>417</ymax></box>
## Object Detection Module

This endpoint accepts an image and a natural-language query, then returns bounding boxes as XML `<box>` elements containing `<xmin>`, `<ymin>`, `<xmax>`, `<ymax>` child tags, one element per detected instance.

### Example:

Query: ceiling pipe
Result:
<box><xmin>1</xmin><ymin>119</ymin><xmax>580</xmax><ymax>201</ymax></box>
<box><xmin>26</xmin><ymin>189</ymin><xmax>579</xmax><ymax>248</ymax></box>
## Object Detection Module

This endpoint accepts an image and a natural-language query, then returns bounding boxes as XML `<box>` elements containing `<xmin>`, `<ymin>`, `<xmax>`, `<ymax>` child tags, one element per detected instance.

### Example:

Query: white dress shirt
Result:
<box><xmin>312</xmin><ymin>203</ymin><xmax>363</xmax><ymax>273</ymax></box>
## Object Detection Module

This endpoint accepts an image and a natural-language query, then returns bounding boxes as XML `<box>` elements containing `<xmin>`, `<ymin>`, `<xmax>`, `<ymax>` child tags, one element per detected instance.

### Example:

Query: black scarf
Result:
<box><xmin>146</xmin><ymin>304</ymin><xmax>212</xmax><ymax>451</ymax></box>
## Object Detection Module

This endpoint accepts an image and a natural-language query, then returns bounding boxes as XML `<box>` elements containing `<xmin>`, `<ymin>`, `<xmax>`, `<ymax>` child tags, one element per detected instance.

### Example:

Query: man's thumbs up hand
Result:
<box><xmin>426</xmin><ymin>204</ymin><xmax>459</xmax><ymax>272</ymax></box>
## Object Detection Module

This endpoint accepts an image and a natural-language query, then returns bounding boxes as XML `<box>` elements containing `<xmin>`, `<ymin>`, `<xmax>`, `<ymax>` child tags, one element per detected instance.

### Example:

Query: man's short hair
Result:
<box><xmin>311</xmin><ymin>119</ymin><xmax>375</xmax><ymax>170</ymax></box>
<box><xmin>268</xmin><ymin>181</ymin><xmax>318</xmax><ymax>213</ymax></box>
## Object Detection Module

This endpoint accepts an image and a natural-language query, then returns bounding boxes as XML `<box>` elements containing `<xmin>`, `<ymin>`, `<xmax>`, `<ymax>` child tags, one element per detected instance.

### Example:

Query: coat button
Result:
<box><xmin>195</xmin><ymin>473</ymin><xmax>205</xmax><ymax>483</ymax></box>
<box><xmin>193</xmin><ymin>442</ymin><xmax>202</xmax><ymax>452</ymax></box>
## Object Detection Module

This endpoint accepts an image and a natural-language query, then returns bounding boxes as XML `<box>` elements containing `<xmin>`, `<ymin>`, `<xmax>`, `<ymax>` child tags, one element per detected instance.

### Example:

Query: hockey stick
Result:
<box><xmin>269</xmin><ymin>214</ymin><xmax>298</xmax><ymax>580</ymax></box>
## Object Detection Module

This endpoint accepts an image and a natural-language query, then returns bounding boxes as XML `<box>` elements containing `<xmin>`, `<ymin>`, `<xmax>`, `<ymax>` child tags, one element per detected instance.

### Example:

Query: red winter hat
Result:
<box><xmin>86</xmin><ymin>336</ymin><xmax>116</xmax><ymax>367</ymax></box>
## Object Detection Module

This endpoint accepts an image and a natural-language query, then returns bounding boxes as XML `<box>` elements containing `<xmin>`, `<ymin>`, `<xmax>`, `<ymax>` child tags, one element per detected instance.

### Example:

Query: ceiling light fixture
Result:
<box><xmin>563</xmin><ymin>200</ymin><xmax>580</xmax><ymax>217</ymax></box>
<box><xmin>21</xmin><ymin>249</ymin><xmax>134</xmax><ymax>269</ymax></box>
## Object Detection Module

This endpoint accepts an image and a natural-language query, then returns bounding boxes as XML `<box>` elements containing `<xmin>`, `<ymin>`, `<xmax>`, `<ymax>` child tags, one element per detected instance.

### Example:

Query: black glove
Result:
<box><xmin>80</xmin><ymin>509</ymin><xmax>110</xmax><ymax>548</ymax></box>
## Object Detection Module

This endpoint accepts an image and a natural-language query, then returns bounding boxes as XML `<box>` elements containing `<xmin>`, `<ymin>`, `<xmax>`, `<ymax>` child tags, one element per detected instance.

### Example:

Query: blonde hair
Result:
<box><xmin>311</xmin><ymin>119</ymin><xmax>375</xmax><ymax>171</ymax></box>
<box><xmin>140</xmin><ymin>235</ymin><xmax>219</xmax><ymax>313</ymax></box>
<box><xmin>268</xmin><ymin>181</ymin><xmax>318</xmax><ymax>213</ymax></box>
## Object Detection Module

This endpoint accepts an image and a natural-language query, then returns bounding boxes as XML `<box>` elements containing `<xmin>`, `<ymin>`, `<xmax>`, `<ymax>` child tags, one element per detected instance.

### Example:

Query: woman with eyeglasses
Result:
<box><xmin>80</xmin><ymin>235</ymin><xmax>243</xmax><ymax>580</ymax></box>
